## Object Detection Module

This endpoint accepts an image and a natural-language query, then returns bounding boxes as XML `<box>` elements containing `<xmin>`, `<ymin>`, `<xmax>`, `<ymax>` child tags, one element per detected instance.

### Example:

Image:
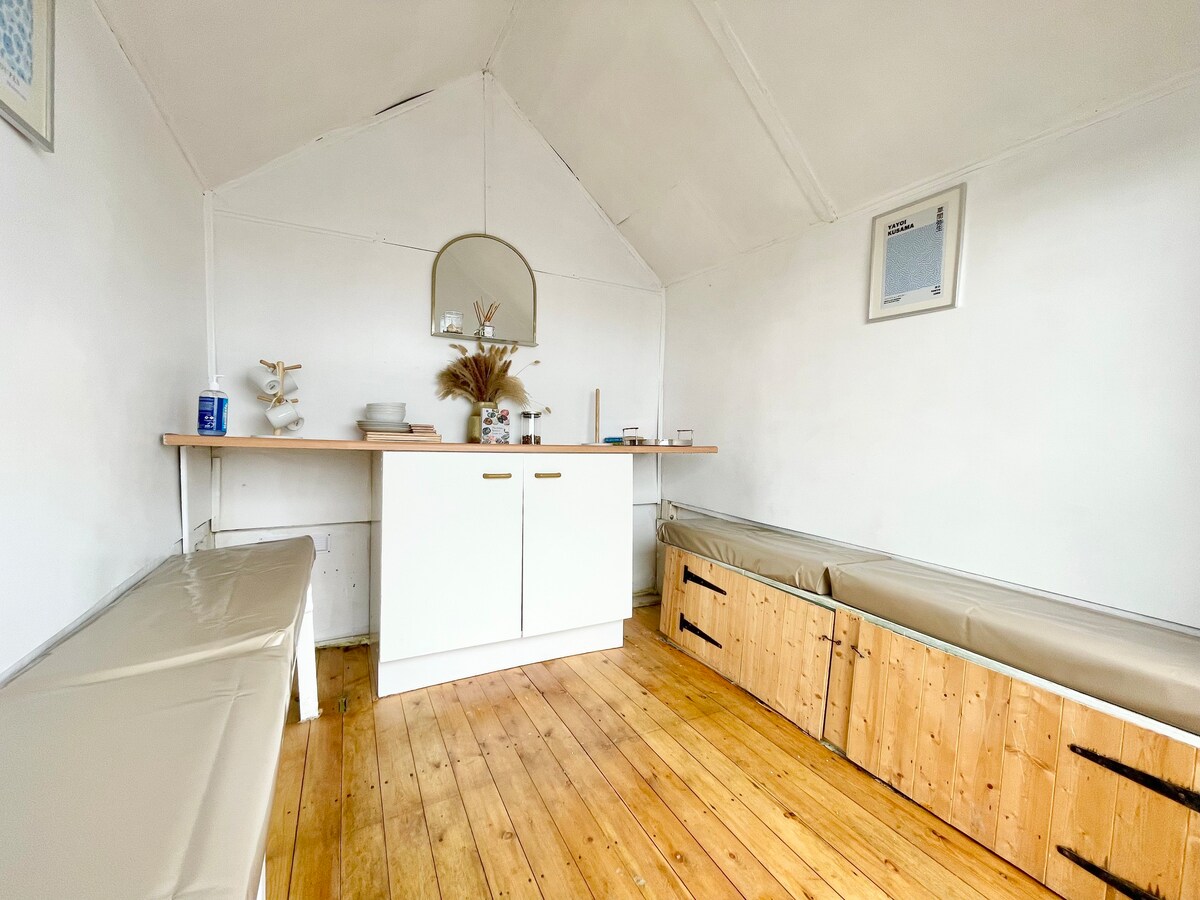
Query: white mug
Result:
<box><xmin>265</xmin><ymin>402</ymin><xmax>300</xmax><ymax>430</ymax></box>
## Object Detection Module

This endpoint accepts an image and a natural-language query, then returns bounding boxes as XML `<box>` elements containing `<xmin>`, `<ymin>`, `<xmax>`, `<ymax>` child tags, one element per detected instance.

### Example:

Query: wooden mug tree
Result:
<box><xmin>256</xmin><ymin>359</ymin><xmax>302</xmax><ymax>435</ymax></box>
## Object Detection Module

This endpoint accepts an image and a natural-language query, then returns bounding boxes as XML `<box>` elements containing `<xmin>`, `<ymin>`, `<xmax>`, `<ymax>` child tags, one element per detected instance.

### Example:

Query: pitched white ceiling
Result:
<box><xmin>98</xmin><ymin>0</ymin><xmax>1200</xmax><ymax>285</ymax></box>
<box><xmin>93</xmin><ymin>0</ymin><xmax>513</xmax><ymax>187</ymax></box>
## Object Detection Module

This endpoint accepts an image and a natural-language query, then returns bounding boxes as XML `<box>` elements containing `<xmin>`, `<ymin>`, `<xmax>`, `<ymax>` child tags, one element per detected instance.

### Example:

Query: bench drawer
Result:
<box><xmin>740</xmin><ymin>580</ymin><xmax>834</xmax><ymax>737</ymax></box>
<box><xmin>1046</xmin><ymin>706</ymin><xmax>1200</xmax><ymax>900</ymax></box>
<box><xmin>833</xmin><ymin>611</ymin><xmax>1200</xmax><ymax>898</ymax></box>
<box><xmin>660</xmin><ymin>547</ymin><xmax>746</xmax><ymax>680</ymax></box>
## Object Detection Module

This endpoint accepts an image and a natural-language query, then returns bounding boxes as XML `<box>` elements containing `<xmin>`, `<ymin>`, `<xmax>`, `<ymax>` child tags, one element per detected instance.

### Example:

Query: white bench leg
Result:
<box><xmin>257</xmin><ymin>861</ymin><xmax>266</xmax><ymax>900</ymax></box>
<box><xmin>297</xmin><ymin>585</ymin><xmax>319</xmax><ymax>721</ymax></box>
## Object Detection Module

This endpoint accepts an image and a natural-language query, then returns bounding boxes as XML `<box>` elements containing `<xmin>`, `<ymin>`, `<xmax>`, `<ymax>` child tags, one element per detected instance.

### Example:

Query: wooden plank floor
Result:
<box><xmin>267</xmin><ymin>606</ymin><xmax>1057</xmax><ymax>899</ymax></box>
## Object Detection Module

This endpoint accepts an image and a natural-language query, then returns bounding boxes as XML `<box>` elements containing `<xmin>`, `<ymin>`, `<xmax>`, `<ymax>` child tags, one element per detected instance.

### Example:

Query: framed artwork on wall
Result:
<box><xmin>867</xmin><ymin>184</ymin><xmax>965</xmax><ymax>321</ymax></box>
<box><xmin>0</xmin><ymin>0</ymin><xmax>53</xmax><ymax>151</ymax></box>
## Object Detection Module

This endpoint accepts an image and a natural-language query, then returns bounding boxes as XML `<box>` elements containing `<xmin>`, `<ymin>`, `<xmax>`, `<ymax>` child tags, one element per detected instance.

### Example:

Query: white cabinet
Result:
<box><xmin>374</xmin><ymin>451</ymin><xmax>632</xmax><ymax>696</ymax></box>
<box><xmin>522</xmin><ymin>454</ymin><xmax>631</xmax><ymax>637</ymax></box>
<box><xmin>377</xmin><ymin>453</ymin><xmax>523</xmax><ymax>662</ymax></box>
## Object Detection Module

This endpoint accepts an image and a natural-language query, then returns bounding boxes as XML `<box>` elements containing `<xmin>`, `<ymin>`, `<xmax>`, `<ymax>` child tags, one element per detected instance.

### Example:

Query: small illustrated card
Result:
<box><xmin>480</xmin><ymin>408</ymin><xmax>511</xmax><ymax>444</ymax></box>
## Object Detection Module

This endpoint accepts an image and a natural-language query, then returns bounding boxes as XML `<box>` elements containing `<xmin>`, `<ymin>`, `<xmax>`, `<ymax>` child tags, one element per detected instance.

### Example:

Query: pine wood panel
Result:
<box><xmin>450</xmin><ymin>675</ymin><xmax>593</xmax><ymax>898</ymax></box>
<box><xmin>877</xmin><ymin>631</ymin><xmax>928</xmax><ymax>794</ymax></box>
<box><xmin>165</xmin><ymin>433</ymin><xmax>718</xmax><ymax>454</ymax></box>
<box><xmin>1106</xmin><ymin>721</ymin><xmax>1196</xmax><ymax>900</ymax></box>
<box><xmin>626</xmin><ymin>609</ymin><xmax>1054</xmax><ymax>900</ymax></box>
<box><xmin>994</xmin><ymin>681</ymin><xmax>1063</xmax><ymax>882</ymax></box>
<box><xmin>774</xmin><ymin>592</ymin><xmax>835</xmax><ymax>735</ymax></box>
<box><xmin>628</xmin><ymin>608</ymin><xmax>1055</xmax><ymax>900</ymax></box>
<box><xmin>665</xmin><ymin>552</ymin><xmax>749</xmax><ymax>679</ymax></box>
<box><xmin>271</xmin><ymin>612</ymin><xmax>1059</xmax><ymax>899</ymax></box>
<box><xmin>342</xmin><ymin>648</ymin><xmax>390</xmax><ymax>899</ymax></box>
<box><xmin>1044</xmin><ymin>700</ymin><xmax>1122</xmax><ymax>900</ymax></box>
<box><xmin>520</xmin><ymin>661</ymin><xmax>743</xmax><ymax>899</ymax></box>
<box><xmin>542</xmin><ymin>656</ymin><xmax>793</xmax><ymax>899</ymax></box>
<box><xmin>846</xmin><ymin>618</ymin><xmax>893</xmax><ymax>773</ymax></box>
<box><xmin>659</xmin><ymin>544</ymin><xmax>684</xmax><ymax>635</ymax></box>
<box><xmin>373</xmin><ymin>692</ymin><xmax>440</xmax><ymax>900</ymax></box>
<box><xmin>266</xmin><ymin>718</ymin><xmax>310</xmax><ymax>900</ymax></box>
<box><xmin>1182</xmin><ymin>757</ymin><xmax>1200</xmax><ymax>897</ymax></box>
<box><xmin>474</xmin><ymin>670</ymin><xmax>669</xmax><ymax>900</ymax></box>
<box><xmin>401</xmin><ymin>690</ymin><xmax>491</xmax><ymax>897</ymax></box>
<box><xmin>583</xmin><ymin>651</ymin><xmax>892</xmax><ymax>897</ymax></box>
<box><xmin>951</xmin><ymin>664</ymin><xmax>1011</xmax><ymax>847</ymax></box>
<box><xmin>911</xmin><ymin>647</ymin><xmax>966</xmax><ymax>822</ymax></box>
<box><xmin>425</xmin><ymin>683</ymin><xmax>541</xmax><ymax>900</ymax></box>
<box><xmin>823</xmin><ymin>610</ymin><xmax>861</xmax><ymax>750</ymax></box>
<box><xmin>498</xmin><ymin>667</ymin><xmax>697</xmax><ymax>898</ymax></box>
<box><xmin>289</xmin><ymin>648</ymin><xmax>344</xmax><ymax>899</ymax></box>
<box><xmin>737</xmin><ymin>578</ymin><xmax>787</xmax><ymax>704</ymax></box>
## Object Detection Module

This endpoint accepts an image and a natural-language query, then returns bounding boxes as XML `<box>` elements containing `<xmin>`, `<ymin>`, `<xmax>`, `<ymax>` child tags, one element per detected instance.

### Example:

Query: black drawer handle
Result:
<box><xmin>679</xmin><ymin>614</ymin><xmax>722</xmax><ymax>649</ymax></box>
<box><xmin>1070</xmin><ymin>743</ymin><xmax>1200</xmax><ymax>813</ymax></box>
<box><xmin>682</xmin><ymin>566</ymin><xmax>726</xmax><ymax>595</ymax></box>
<box><xmin>1056</xmin><ymin>846</ymin><xmax>1157</xmax><ymax>899</ymax></box>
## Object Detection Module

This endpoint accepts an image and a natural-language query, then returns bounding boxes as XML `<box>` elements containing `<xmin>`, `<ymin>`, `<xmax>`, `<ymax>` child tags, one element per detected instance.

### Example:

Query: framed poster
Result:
<box><xmin>0</xmin><ymin>0</ymin><xmax>53</xmax><ymax>151</ymax></box>
<box><xmin>867</xmin><ymin>184</ymin><xmax>965</xmax><ymax>321</ymax></box>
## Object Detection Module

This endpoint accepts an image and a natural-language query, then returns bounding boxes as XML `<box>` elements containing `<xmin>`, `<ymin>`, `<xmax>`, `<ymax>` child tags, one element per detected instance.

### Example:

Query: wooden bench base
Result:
<box><xmin>659</xmin><ymin>545</ymin><xmax>1200</xmax><ymax>900</ymax></box>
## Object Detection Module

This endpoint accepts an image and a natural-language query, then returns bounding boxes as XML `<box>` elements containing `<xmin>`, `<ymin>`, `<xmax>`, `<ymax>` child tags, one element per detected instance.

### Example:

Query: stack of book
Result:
<box><xmin>363</xmin><ymin>424</ymin><xmax>442</xmax><ymax>443</ymax></box>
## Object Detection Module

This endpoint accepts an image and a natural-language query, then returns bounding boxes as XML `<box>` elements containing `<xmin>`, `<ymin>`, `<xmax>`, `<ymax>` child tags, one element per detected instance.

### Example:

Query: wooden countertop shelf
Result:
<box><xmin>163</xmin><ymin>434</ymin><xmax>717</xmax><ymax>454</ymax></box>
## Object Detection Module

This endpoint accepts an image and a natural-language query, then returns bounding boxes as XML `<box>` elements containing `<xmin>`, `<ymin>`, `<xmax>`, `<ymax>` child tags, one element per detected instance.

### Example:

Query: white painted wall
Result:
<box><xmin>0</xmin><ymin>2</ymin><xmax>205</xmax><ymax>674</ymax></box>
<box><xmin>662</xmin><ymin>83</ymin><xmax>1200</xmax><ymax>628</ymax></box>
<box><xmin>210</xmin><ymin>75</ymin><xmax>664</xmax><ymax>641</ymax></box>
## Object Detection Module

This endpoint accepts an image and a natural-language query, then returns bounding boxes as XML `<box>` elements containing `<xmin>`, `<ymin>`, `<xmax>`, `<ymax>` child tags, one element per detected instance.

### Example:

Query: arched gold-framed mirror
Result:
<box><xmin>431</xmin><ymin>234</ymin><xmax>537</xmax><ymax>347</ymax></box>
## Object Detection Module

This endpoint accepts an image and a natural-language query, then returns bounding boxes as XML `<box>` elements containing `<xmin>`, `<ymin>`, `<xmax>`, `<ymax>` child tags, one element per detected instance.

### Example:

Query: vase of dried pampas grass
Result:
<box><xmin>436</xmin><ymin>342</ymin><xmax>537</xmax><ymax>443</ymax></box>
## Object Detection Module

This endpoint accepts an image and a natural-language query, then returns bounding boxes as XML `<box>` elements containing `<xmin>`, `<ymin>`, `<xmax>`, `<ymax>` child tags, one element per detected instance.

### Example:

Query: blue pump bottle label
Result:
<box><xmin>198</xmin><ymin>396</ymin><xmax>228</xmax><ymax>434</ymax></box>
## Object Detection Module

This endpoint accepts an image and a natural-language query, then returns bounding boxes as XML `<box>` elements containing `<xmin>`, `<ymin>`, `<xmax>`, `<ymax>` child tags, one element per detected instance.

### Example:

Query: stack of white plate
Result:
<box><xmin>358</xmin><ymin>402</ymin><xmax>410</xmax><ymax>433</ymax></box>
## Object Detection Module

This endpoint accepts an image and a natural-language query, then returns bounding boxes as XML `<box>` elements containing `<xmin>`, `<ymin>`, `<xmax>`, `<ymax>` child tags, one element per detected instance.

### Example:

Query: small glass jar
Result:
<box><xmin>521</xmin><ymin>410</ymin><xmax>542</xmax><ymax>445</ymax></box>
<box><xmin>441</xmin><ymin>310</ymin><xmax>463</xmax><ymax>334</ymax></box>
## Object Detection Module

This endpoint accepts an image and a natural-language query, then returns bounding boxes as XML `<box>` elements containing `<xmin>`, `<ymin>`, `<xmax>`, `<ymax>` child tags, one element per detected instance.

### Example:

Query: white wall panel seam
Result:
<box><xmin>90</xmin><ymin>0</ymin><xmax>205</xmax><ymax>188</ymax></box>
<box><xmin>488</xmin><ymin>80</ymin><xmax>663</xmax><ymax>290</ymax></box>
<box><xmin>688</xmin><ymin>0</ymin><xmax>835</xmax><ymax>222</ymax></box>
<box><xmin>661</xmin><ymin>65</ymin><xmax>1200</xmax><ymax>290</ymax></box>
<box><xmin>211</xmin><ymin>208</ymin><xmax>663</xmax><ymax>293</ymax></box>
<box><xmin>210</xmin><ymin>73</ymin><xmax>483</xmax><ymax>195</ymax></box>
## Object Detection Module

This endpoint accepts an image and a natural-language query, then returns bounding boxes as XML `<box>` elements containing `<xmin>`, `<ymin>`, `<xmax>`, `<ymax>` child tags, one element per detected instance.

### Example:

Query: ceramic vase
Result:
<box><xmin>467</xmin><ymin>400</ymin><xmax>492</xmax><ymax>443</ymax></box>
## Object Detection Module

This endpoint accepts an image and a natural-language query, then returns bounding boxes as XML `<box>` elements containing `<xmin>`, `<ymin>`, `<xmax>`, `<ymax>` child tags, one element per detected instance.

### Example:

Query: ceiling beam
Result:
<box><xmin>690</xmin><ymin>0</ymin><xmax>836</xmax><ymax>223</ymax></box>
<box><xmin>486</xmin><ymin>0</ymin><xmax>522</xmax><ymax>72</ymax></box>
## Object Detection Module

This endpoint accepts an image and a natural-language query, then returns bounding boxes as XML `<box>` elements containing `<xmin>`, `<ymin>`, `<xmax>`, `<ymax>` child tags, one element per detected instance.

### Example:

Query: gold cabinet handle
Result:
<box><xmin>534</xmin><ymin>472</ymin><xmax>562</xmax><ymax>479</ymax></box>
<box><xmin>482</xmin><ymin>473</ymin><xmax>513</xmax><ymax>479</ymax></box>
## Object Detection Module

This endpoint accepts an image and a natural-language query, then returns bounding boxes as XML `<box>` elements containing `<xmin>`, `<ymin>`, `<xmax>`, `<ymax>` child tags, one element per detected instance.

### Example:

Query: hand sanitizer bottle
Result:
<box><xmin>197</xmin><ymin>377</ymin><xmax>228</xmax><ymax>436</ymax></box>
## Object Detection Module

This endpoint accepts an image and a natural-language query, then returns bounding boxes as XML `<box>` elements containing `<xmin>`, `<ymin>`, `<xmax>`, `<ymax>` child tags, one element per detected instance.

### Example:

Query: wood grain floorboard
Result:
<box><xmin>268</xmin><ymin>609</ymin><xmax>1058</xmax><ymax>899</ymax></box>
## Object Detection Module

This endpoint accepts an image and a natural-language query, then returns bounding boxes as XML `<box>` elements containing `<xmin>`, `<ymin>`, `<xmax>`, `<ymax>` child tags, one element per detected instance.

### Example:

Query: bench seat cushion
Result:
<box><xmin>659</xmin><ymin>516</ymin><xmax>887</xmax><ymax>595</ymax></box>
<box><xmin>830</xmin><ymin>558</ymin><xmax>1200</xmax><ymax>735</ymax></box>
<box><xmin>13</xmin><ymin>538</ymin><xmax>315</xmax><ymax>691</ymax></box>
<box><xmin>0</xmin><ymin>537</ymin><xmax>314</xmax><ymax>899</ymax></box>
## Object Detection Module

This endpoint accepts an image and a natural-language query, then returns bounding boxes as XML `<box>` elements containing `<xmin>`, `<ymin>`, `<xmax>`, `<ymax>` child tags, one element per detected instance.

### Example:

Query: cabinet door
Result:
<box><xmin>661</xmin><ymin>550</ymin><xmax>747</xmax><ymax>680</ymax></box>
<box><xmin>521</xmin><ymin>454</ymin><xmax>632</xmax><ymax>637</ymax></box>
<box><xmin>740</xmin><ymin>582</ymin><xmax>834</xmax><ymax>737</ymax></box>
<box><xmin>823</xmin><ymin>611</ymin><xmax>862</xmax><ymax>751</ymax></box>
<box><xmin>378</xmin><ymin>453</ymin><xmax>523</xmax><ymax>660</ymax></box>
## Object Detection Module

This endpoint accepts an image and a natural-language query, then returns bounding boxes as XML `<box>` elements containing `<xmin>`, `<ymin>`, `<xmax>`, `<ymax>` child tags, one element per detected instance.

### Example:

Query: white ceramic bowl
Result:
<box><xmin>364</xmin><ymin>402</ymin><xmax>406</xmax><ymax>423</ymax></box>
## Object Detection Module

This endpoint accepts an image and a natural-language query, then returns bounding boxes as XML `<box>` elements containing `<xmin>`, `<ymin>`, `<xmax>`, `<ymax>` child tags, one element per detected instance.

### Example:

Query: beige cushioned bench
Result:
<box><xmin>660</xmin><ymin>514</ymin><xmax>1200</xmax><ymax>736</ymax></box>
<box><xmin>659</xmin><ymin>516</ymin><xmax>887</xmax><ymax>594</ymax></box>
<box><xmin>830</xmin><ymin>557</ymin><xmax>1200</xmax><ymax>736</ymax></box>
<box><xmin>0</xmin><ymin>537</ymin><xmax>315</xmax><ymax>900</ymax></box>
